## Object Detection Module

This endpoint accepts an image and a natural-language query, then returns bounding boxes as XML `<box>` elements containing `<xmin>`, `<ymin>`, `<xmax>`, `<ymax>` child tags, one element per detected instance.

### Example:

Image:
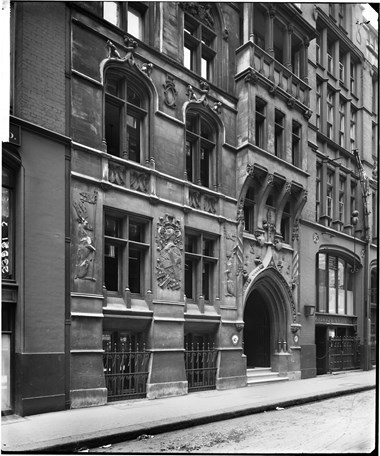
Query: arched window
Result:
<box><xmin>104</xmin><ymin>70</ymin><xmax>148</xmax><ymax>163</ymax></box>
<box><xmin>317</xmin><ymin>253</ymin><xmax>354</xmax><ymax>315</ymax></box>
<box><xmin>185</xmin><ymin>110</ymin><xmax>216</xmax><ymax>189</ymax></box>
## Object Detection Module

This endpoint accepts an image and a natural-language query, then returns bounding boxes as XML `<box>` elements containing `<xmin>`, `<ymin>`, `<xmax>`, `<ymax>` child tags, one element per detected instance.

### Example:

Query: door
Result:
<box><xmin>243</xmin><ymin>291</ymin><xmax>271</xmax><ymax>368</ymax></box>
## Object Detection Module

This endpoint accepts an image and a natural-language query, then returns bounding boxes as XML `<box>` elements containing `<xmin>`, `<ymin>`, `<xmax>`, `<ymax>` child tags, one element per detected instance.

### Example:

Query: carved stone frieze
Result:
<box><xmin>155</xmin><ymin>214</ymin><xmax>183</xmax><ymax>290</ymax></box>
<box><xmin>109</xmin><ymin>164</ymin><xmax>125</xmax><ymax>185</ymax></box>
<box><xmin>225</xmin><ymin>254</ymin><xmax>236</xmax><ymax>297</ymax></box>
<box><xmin>189</xmin><ymin>190</ymin><xmax>201</xmax><ymax>209</ymax></box>
<box><xmin>130</xmin><ymin>170</ymin><xmax>149</xmax><ymax>193</ymax></box>
<box><xmin>204</xmin><ymin>195</ymin><xmax>217</xmax><ymax>214</ymax></box>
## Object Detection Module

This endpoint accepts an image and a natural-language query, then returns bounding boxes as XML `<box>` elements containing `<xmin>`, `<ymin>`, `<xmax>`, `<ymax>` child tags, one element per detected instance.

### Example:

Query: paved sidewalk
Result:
<box><xmin>1</xmin><ymin>369</ymin><xmax>376</xmax><ymax>454</ymax></box>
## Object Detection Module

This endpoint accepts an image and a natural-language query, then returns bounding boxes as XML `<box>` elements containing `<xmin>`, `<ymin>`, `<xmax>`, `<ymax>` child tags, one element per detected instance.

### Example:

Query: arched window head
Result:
<box><xmin>185</xmin><ymin>110</ymin><xmax>217</xmax><ymax>189</ymax></box>
<box><xmin>104</xmin><ymin>70</ymin><xmax>148</xmax><ymax>162</ymax></box>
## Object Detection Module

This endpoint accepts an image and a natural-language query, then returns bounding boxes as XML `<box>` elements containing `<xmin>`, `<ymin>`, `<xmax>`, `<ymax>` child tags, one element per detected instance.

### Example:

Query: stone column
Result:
<box><xmin>283</xmin><ymin>24</ymin><xmax>293</xmax><ymax>71</ymax></box>
<box><xmin>265</xmin><ymin>6</ymin><xmax>275</xmax><ymax>57</ymax></box>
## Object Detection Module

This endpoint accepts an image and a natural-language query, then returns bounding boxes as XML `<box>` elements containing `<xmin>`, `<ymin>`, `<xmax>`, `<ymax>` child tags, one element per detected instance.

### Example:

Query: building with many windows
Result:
<box><xmin>2</xmin><ymin>2</ymin><xmax>378</xmax><ymax>416</ymax></box>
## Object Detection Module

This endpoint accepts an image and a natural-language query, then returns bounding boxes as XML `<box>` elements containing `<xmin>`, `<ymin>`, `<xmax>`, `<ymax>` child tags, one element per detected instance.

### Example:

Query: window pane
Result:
<box><xmin>127</xmin><ymin>88</ymin><xmax>141</xmax><ymax>107</ymax></box>
<box><xmin>186</xmin><ymin>141</ymin><xmax>193</xmax><ymax>182</ymax></box>
<box><xmin>185</xmin><ymin>234</ymin><xmax>197</xmax><ymax>253</ymax></box>
<box><xmin>129</xmin><ymin>248</ymin><xmax>141</xmax><ymax>293</ymax></box>
<box><xmin>200</xmin><ymin>147</ymin><xmax>210</xmax><ymax>187</ymax></box>
<box><xmin>127</xmin><ymin>115</ymin><xmax>140</xmax><ymax>162</ymax></box>
<box><xmin>103</xmin><ymin>1</ymin><xmax>120</xmax><ymax>26</ymax></box>
<box><xmin>337</xmin><ymin>260</ymin><xmax>345</xmax><ymax>314</ymax></box>
<box><xmin>202</xmin><ymin>239</ymin><xmax>213</xmax><ymax>256</ymax></box>
<box><xmin>202</xmin><ymin>262</ymin><xmax>210</xmax><ymax>300</ymax></box>
<box><xmin>105</xmin><ymin>242</ymin><xmax>119</xmax><ymax>291</ymax></box>
<box><xmin>328</xmin><ymin>257</ymin><xmax>338</xmax><ymax>313</ymax></box>
<box><xmin>201</xmin><ymin>57</ymin><xmax>208</xmax><ymax>79</ymax></box>
<box><xmin>185</xmin><ymin>260</ymin><xmax>194</xmax><ymax>299</ymax></box>
<box><xmin>184</xmin><ymin>46</ymin><xmax>192</xmax><ymax>70</ymax></box>
<box><xmin>105</xmin><ymin>101</ymin><xmax>121</xmax><ymax>156</ymax></box>
<box><xmin>128</xmin><ymin>7</ymin><xmax>142</xmax><ymax>39</ymax></box>
<box><xmin>129</xmin><ymin>221</ymin><xmax>143</xmax><ymax>242</ymax></box>
<box><xmin>105</xmin><ymin>216</ymin><xmax>121</xmax><ymax>237</ymax></box>
<box><xmin>2</xmin><ymin>334</ymin><xmax>11</xmax><ymax>411</ymax></box>
<box><xmin>347</xmin><ymin>265</ymin><xmax>354</xmax><ymax>315</ymax></box>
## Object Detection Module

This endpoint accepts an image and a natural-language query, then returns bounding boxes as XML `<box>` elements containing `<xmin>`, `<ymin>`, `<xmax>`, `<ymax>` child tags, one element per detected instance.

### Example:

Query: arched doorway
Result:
<box><xmin>243</xmin><ymin>289</ymin><xmax>271</xmax><ymax>367</ymax></box>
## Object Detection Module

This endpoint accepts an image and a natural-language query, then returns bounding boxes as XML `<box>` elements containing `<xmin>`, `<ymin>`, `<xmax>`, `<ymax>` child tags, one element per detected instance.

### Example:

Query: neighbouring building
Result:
<box><xmin>2</xmin><ymin>2</ymin><xmax>378</xmax><ymax>416</ymax></box>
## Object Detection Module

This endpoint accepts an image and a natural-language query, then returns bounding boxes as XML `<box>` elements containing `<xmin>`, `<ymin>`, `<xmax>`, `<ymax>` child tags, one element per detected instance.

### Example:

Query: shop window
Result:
<box><xmin>255</xmin><ymin>97</ymin><xmax>266</xmax><ymax>149</ymax></box>
<box><xmin>103</xmin><ymin>2</ymin><xmax>146</xmax><ymax>40</ymax></box>
<box><xmin>292</xmin><ymin>121</ymin><xmax>301</xmax><ymax>167</ymax></box>
<box><xmin>104</xmin><ymin>211</ymin><xmax>150</xmax><ymax>296</ymax></box>
<box><xmin>185</xmin><ymin>110</ymin><xmax>216</xmax><ymax>189</ymax></box>
<box><xmin>317</xmin><ymin>253</ymin><xmax>355</xmax><ymax>315</ymax></box>
<box><xmin>2</xmin><ymin>167</ymin><xmax>14</xmax><ymax>280</ymax></box>
<box><xmin>274</xmin><ymin>109</ymin><xmax>285</xmax><ymax>158</ymax></box>
<box><xmin>104</xmin><ymin>71</ymin><xmax>148</xmax><ymax>162</ymax></box>
<box><xmin>184</xmin><ymin>12</ymin><xmax>216</xmax><ymax>80</ymax></box>
<box><xmin>185</xmin><ymin>231</ymin><xmax>218</xmax><ymax>303</ymax></box>
<box><xmin>243</xmin><ymin>187</ymin><xmax>255</xmax><ymax>234</ymax></box>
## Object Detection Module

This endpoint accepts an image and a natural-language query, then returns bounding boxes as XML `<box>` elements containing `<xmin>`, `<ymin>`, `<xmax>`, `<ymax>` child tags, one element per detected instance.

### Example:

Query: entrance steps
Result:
<box><xmin>246</xmin><ymin>367</ymin><xmax>289</xmax><ymax>386</ymax></box>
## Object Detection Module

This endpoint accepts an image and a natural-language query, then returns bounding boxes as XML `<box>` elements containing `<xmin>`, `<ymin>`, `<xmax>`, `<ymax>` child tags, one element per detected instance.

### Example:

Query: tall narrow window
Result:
<box><xmin>350</xmin><ymin>62</ymin><xmax>356</xmax><ymax>94</ymax></box>
<box><xmin>105</xmin><ymin>72</ymin><xmax>147</xmax><ymax>162</ymax></box>
<box><xmin>255</xmin><ymin>98</ymin><xmax>266</xmax><ymax>149</ymax></box>
<box><xmin>316</xmin><ymin>162</ymin><xmax>322</xmax><ymax>221</ymax></box>
<box><xmin>326</xmin><ymin>171</ymin><xmax>334</xmax><ymax>224</ymax></box>
<box><xmin>243</xmin><ymin>187</ymin><xmax>255</xmax><ymax>234</ymax></box>
<box><xmin>327</xmin><ymin>40</ymin><xmax>334</xmax><ymax>74</ymax></box>
<box><xmin>338</xmin><ymin>4</ymin><xmax>345</xmax><ymax>29</ymax></box>
<box><xmin>372</xmin><ymin>192</ymin><xmax>378</xmax><ymax>241</ymax></box>
<box><xmin>338</xmin><ymin>176</ymin><xmax>345</xmax><ymax>228</ymax></box>
<box><xmin>327</xmin><ymin>89</ymin><xmax>334</xmax><ymax>139</ymax></box>
<box><xmin>350</xmin><ymin>181</ymin><xmax>356</xmax><ymax>220</ymax></box>
<box><xmin>316</xmin><ymin>34</ymin><xmax>321</xmax><ymax>65</ymax></box>
<box><xmin>274</xmin><ymin>109</ymin><xmax>285</xmax><ymax>158</ymax></box>
<box><xmin>339</xmin><ymin>101</ymin><xmax>345</xmax><ymax>147</ymax></box>
<box><xmin>339</xmin><ymin>51</ymin><xmax>345</xmax><ymax>83</ymax></box>
<box><xmin>186</xmin><ymin>111</ymin><xmax>216</xmax><ymax>189</ymax></box>
<box><xmin>316</xmin><ymin>82</ymin><xmax>321</xmax><ymax>130</ymax></box>
<box><xmin>104</xmin><ymin>212</ymin><xmax>150</xmax><ymax>295</ymax></box>
<box><xmin>292</xmin><ymin>121</ymin><xmax>301</xmax><ymax>167</ymax></box>
<box><xmin>184</xmin><ymin>13</ymin><xmax>216</xmax><ymax>80</ymax></box>
<box><xmin>184</xmin><ymin>231</ymin><xmax>218</xmax><ymax>303</ymax></box>
<box><xmin>350</xmin><ymin>109</ymin><xmax>357</xmax><ymax>148</ymax></box>
<box><xmin>280</xmin><ymin>202</ymin><xmax>291</xmax><ymax>243</ymax></box>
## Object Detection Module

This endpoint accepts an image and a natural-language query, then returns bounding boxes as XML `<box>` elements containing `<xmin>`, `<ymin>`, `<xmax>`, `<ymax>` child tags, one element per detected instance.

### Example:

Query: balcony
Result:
<box><xmin>236</xmin><ymin>41</ymin><xmax>311</xmax><ymax>109</ymax></box>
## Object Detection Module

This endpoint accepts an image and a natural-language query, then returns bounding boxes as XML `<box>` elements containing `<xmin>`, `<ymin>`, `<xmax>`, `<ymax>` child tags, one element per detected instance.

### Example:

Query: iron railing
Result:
<box><xmin>328</xmin><ymin>336</ymin><xmax>361</xmax><ymax>372</ymax></box>
<box><xmin>103</xmin><ymin>341</ymin><xmax>150</xmax><ymax>401</ymax></box>
<box><xmin>184</xmin><ymin>342</ymin><xmax>218</xmax><ymax>392</ymax></box>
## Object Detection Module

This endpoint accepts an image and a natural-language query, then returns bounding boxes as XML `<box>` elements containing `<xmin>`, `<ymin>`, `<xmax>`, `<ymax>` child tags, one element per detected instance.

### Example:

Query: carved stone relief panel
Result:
<box><xmin>72</xmin><ymin>190</ymin><xmax>98</xmax><ymax>281</ymax></box>
<box><xmin>130</xmin><ymin>170</ymin><xmax>149</xmax><ymax>193</ymax></box>
<box><xmin>155</xmin><ymin>214</ymin><xmax>183</xmax><ymax>290</ymax></box>
<box><xmin>109</xmin><ymin>163</ymin><xmax>125</xmax><ymax>185</ymax></box>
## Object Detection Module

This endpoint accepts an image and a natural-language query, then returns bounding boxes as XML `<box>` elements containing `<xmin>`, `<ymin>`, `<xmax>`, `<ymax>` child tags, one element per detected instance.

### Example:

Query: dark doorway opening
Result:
<box><xmin>315</xmin><ymin>325</ymin><xmax>328</xmax><ymax>375</ymax></box>
<box><xmin>243</xmin><ymin>290</ymin><xmax>271</xmax><ymax>368</ymax></box>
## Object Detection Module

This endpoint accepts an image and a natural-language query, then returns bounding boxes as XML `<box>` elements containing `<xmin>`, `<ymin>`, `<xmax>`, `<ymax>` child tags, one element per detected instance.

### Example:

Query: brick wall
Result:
<box><xmin>15</xmin><ymin>2</ymin><xmax>66</xmax><ymax>135</ymax></box>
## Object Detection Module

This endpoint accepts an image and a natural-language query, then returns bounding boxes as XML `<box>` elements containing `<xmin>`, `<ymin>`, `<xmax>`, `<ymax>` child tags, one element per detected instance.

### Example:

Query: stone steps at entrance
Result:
<box><xmin>246</xmin><ymin>368</ymin><xmax>289</xmax><ymax>385</ymax></box>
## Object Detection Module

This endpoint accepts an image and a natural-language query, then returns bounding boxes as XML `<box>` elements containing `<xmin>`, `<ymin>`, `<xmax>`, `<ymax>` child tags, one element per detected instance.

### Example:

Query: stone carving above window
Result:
<box><xmin>204</xmin><ymin>195</ymin><xmax>217</xmax><ymax>213</ymax></box>
<box><xmin>186</xmin><ymin>81</ymin><xmax>222</xmax><ymax>115</ymax></box>
<box><xmin>155</xmin><ymin>214</ymin><xmax>183</xmax><ymax>290</ymax></box>
<box><xmin>189</xmin><ymin>190</ymin><xmax>201</xmax><ymax>209</ymax></box>
<box><xmin>182</xmin><ymin>2</ymin><xmax>215</xmax><ymax>29</ymax></box>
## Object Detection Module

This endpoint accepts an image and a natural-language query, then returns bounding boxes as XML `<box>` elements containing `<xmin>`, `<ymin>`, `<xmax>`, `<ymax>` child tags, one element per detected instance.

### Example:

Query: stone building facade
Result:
<box><xmin>2</xmin><ymin>2</ymin><xmax>378</xmax><ymax>416</ymax></box>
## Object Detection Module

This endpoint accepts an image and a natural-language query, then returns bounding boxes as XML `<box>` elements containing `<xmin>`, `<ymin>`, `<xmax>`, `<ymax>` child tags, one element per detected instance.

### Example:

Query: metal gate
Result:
<box><xmin>103</xmin><ymin>340</ymin><xmax>150</xmax><ymax>401</ymax></box>
<box><xmin>184</xmin><ymin>342</ymin><xmax>218</xmax><ymax>392</ymax></box>
<box><xmin>328</xmin><ymin>336</ymin><xmax>361</xmax><ymax>372</ymax></box>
